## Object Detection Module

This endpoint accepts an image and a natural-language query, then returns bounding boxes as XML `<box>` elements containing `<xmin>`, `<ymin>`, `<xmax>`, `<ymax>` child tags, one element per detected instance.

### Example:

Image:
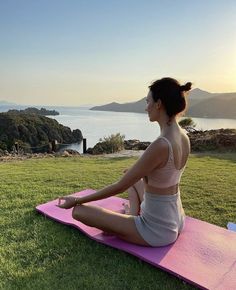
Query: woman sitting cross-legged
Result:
<box><xmin>58</xmin><ymin>77</ymin><xmax>192</xmax><ymax>247</ymax></box>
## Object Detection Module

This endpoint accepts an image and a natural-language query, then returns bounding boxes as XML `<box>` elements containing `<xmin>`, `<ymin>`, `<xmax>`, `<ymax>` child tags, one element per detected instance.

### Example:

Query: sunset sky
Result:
<box><xmin>0</xmin><ymin>0</ymin><xmax>236</xmax><ymax>106</ymax></box>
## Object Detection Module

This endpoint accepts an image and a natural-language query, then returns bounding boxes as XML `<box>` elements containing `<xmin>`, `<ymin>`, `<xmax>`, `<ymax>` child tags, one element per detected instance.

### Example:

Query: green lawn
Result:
<box><xmin>0</xmin><ymin>153</ymin><xmax>235</xmax><ymax>290</ymax></box>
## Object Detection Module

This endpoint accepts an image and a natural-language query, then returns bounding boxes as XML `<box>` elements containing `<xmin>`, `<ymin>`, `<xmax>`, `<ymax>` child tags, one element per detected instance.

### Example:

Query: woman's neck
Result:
<box><xmin>158</xmin><ymin>116</ymin><xmax>179</xmax><ymax>136</ymax></box>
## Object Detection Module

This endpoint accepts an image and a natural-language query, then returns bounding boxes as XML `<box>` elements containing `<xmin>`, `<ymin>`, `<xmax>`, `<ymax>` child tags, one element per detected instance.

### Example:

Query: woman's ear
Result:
<box><xmin>156</xmin><ymin>99</ymin><xmax>162</xmax><ymax>109</ymax></box>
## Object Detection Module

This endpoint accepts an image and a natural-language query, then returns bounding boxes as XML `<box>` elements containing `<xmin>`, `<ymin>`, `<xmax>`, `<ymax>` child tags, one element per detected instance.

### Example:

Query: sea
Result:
<box><xmin>48</xmin><ymin>107</ymin><xmax>236</xmax><ymax>153</ymax></box>
<box><xmin>1</xmin><ymin>105</ymin><xmax>236</xmax><ymax>153</ymax></box>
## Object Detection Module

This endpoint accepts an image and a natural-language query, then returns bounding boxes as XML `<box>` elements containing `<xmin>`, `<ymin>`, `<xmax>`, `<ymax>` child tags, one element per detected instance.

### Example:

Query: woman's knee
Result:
<box><xmin>72</xmin><ymin>204</ymin><xmax>97</xmax><ymax>225</ymax></box>
<box><xmin>72</xmin><ymin>205</ymin><xmax>83</xmax><ymax>220</ymax></box>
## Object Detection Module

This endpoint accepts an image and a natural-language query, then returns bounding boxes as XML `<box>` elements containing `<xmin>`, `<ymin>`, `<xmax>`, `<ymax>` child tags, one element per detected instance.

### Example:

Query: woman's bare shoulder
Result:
<box><xmin>181</xmin><ymin>132</ymin><xmax>191</xmax><ymax>151</ymax></box>
<box><xmin>148</xmin><ymin>137</ymin><xmax>169</xmax><ymax>151</ymax></box>
<box><xmin>141</xmin><ymin>137</ymin><xmax>169</xmax><ymax>166</ymax></box>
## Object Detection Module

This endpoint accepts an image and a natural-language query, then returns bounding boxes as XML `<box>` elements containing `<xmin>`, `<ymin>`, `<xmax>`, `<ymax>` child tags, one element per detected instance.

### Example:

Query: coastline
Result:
<box><xmin>0</xmin><ymin>149</ymin><xmax>144</xmax><ymax>162</ymax></box>
<box><xmin>0</xmin><ymin>127</ymin><xmax>235</xmax><ymax>162</ymax></box>
<box><xmin>91</xmin><ymin>149</ymin><xmax>144</xmax><ymax>158</ymax></box>
<box><xmin>2</xmin><ymin>148</ymin><xmax>236</xmax><ymax>163</ymax></box>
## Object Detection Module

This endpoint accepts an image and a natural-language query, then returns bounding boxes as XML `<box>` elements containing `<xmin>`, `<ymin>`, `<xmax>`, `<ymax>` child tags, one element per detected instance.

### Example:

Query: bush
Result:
<box><xmin>88</xmin><ymin>133</ymin><xmax>125</xmax><ymax>154</ymax></box>
<box><xmin>179</xmin><ymin>117</ymin><xmax>196</xmax><ymax>132</ymax></box>
<box><xmin>0</xmin><ymin>141</ymin><xmax>7</xmax><ymax>150</ymax></box>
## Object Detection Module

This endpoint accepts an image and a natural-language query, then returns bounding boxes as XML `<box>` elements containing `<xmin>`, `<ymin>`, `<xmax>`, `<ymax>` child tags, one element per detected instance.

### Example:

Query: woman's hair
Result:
<box><xmin>149</xmin><ymin>77</ymin><xmax>192</xmax><ymax>119</ymax></box>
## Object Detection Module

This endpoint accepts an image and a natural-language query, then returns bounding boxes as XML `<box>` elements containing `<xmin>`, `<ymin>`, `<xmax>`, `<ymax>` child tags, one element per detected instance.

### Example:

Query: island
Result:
<box><xmin>7</xmin><ymin>107</ymin><xmax>60</xmax><ymax>116</ymax></box>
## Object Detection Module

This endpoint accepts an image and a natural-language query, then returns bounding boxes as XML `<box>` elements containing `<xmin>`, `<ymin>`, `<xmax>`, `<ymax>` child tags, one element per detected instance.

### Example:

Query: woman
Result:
<box><xmin>58</xmin><ymin>77</ymin><xmax>192</xmax><ymax>247</ymax></box>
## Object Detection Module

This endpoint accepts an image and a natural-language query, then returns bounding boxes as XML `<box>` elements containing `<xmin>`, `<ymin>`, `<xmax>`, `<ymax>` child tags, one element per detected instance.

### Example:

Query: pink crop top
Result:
<box><xmin>147</xmin><ymin>137</ymin><xmax>185</xmax><ymax>188</ymax></box>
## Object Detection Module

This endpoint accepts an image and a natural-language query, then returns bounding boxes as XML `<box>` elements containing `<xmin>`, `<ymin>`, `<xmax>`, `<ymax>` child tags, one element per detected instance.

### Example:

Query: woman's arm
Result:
<box><xmin>75</xmin><ymin>138</ymin><xmax>168</xmax><ymax>204</ymax></box>
<box><xmin>58</xmin><ymin>138</ymin><xmax>168</xmax><ymax>208</ymax></box>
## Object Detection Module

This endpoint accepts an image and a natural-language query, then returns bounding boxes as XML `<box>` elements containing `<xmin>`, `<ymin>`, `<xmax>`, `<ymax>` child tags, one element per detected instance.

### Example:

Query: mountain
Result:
<box><xmin>91</xmin><ymin>98</ymin><xmax>146</xmax><ymax>114</ymax></box>
<box><xmin>187</xmin><ymin>90</ymin><xmax>236</xmax><ymax>118</ymax></box>
<box><xmin>189</xmin><ymin>88</ymin><xmax>213</xmax><ymax>100</ymax></box>
<box><xmin>90</xmin><ymin>88</ymin><xmax>236</xmax><ymax>119</ymax></box>
<box><xmin>0</xmin><ymin>100</ymin><xmax>17</xmax><ymax>106</ymax></box>
<box><xmin>187</xmin><ymin>97</ymin><xmax>236</xmax><ymax>119</ymax></box>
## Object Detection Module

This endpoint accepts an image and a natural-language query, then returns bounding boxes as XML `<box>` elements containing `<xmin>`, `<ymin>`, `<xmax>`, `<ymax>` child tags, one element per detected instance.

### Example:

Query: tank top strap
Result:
<box><xmin>158</xmin><ymin>136</ymin><xmax>174</xmax><ymax>161</ymax></box>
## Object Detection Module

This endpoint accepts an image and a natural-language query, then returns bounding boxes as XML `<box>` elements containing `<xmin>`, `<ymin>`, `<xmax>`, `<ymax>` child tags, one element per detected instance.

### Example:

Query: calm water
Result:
<box><xmin>1</xmin><ymin>105</ymin><xmax>235</xmax><ymax>153</ymax></box>
<box><xmin>48</xmin><ymin>108</ymin><xmax>236</xmax><ymax>153</ymax></box>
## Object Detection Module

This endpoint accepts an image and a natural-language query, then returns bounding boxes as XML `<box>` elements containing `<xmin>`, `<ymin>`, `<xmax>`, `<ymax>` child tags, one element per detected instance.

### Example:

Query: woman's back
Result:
<box><xmin>167</xmin><ymin>131</ymin><xmax>190</xmax><ymax>169</ymax></box>
<box><xmin>146</xmin><ymin>130</ymin><xmax>190</xmax><ymax>191</ymax></box>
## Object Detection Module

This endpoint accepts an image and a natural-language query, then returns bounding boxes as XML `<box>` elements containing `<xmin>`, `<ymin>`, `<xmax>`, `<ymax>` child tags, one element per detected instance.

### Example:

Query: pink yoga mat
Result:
<box><xmin>36</xmin><ymin>189</ymin><xmax>236</xmax><ymax>290</ymax></box>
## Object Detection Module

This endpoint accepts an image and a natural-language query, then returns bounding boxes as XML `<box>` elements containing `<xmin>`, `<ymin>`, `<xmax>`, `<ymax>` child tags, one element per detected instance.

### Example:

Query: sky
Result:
<box><xmin>0</xmin><ymin>0</ymin><xmax>236</xmax><ymax>106</ymax></box>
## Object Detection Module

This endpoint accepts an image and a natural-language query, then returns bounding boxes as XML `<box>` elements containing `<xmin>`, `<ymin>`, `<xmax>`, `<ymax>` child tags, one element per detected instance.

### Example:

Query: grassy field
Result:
<box><xmin>0</xmin><ymin>153</ymin><xmax>235</xmax><ymax>290</ymax></box>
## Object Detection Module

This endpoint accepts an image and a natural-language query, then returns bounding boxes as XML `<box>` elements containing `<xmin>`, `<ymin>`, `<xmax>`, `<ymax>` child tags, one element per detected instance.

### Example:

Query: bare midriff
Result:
<box><xmin>145</xmin><ymin>183</ymin><xmax>179</xmax><ymax>195</ymax></box>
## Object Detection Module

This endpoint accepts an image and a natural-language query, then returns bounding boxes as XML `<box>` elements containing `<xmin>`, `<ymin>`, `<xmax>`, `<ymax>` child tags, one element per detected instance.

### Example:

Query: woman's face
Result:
<box><xmin>145</xmin><ymin>90</ymin><xmax>159</xmax><ymax>122</ymax></box>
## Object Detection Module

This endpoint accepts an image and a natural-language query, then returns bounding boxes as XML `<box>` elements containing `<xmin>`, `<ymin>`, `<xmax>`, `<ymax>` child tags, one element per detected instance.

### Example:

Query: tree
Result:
<box><xmin>179</xmin><ymin>117</ymin><xmax>197</xmax><ymax>132</ymax></box>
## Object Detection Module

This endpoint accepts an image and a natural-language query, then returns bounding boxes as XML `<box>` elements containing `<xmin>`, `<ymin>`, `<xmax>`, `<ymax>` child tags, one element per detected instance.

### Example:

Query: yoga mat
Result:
<box><xmin>36</xmin><ymin>189</ymin><xmax>236</xmax><ymax>290</ymax></box>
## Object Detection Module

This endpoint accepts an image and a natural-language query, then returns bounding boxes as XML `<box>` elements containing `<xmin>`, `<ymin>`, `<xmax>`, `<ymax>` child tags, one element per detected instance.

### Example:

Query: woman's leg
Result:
<box><xmin>126</xmin><ymin>179</ymin><xmax>144</xmax><ymax>215</ymax></box>
<box><xmin>72</xmin><ymin>204</ymin><xmax>149</xmax><ymax>246</ymax></box>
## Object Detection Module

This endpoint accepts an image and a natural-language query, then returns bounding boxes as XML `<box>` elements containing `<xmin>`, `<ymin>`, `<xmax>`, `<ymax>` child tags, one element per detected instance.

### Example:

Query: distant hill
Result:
<box><xmin>187</xmin><ymin>97</ymin><xmax>236</xmax><ymax>119</ymax></box>
<box><xmin>8</xmin><ymin>107</ymin><xmax>59</xmax><ymax>116</ymax></box>
<box><xmin>90</xmin><ymin>88</ymin><xmax>236</xmax><ymax>119</ymax></box>
<box><xmin>0</xmin><ymin>100</ymin><xmax>17</xmax><ymax>106</ymax></box>
<box><xmin>91</xmin><ymin>98</ymin><xmax>146</xmax><ymax>114</ymax></box>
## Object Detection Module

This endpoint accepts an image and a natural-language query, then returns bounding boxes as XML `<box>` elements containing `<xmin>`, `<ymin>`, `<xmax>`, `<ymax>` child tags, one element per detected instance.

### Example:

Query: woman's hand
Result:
<box><xmin>57</xmin><ymin>196</ymin><xmax>78</xmax><ymax>209</ymax></box>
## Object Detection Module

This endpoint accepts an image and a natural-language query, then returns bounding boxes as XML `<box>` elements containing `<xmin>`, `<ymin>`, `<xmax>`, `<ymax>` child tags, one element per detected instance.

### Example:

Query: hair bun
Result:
<box><xmin>180</xmin><ymin>82</ymin><xmax>192</xmax><ymax>92</ymax></box>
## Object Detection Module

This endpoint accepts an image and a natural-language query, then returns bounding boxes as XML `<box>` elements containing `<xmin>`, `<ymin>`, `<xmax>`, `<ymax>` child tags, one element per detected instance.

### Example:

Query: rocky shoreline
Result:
<box><xmin>87</xmin><ymin>129</ymin><xmax>236</xmax><ymax>154</ymax></box>
<box><xmin>0</xmin><ymin>149</ymin><xmax>145</xmax><ymax>162</ymax></box>
<box><xmin>127</xmin><ymin>129</ymin><xmax>236</xmax><ymax>152</ymax></box>
<box><xmin>0</xmin><ymin>129</ymin><xmax>235</xmax><ymax>161</ymax></box>
<box><xmin>188</xmin><ymin>128</ymin><xmax>236</xmax><ymax>151</ymax></box>
<box><xmin>0</xmin><ymin>149</ymin><xmax>81</xmax><ymax>162</ymax></box>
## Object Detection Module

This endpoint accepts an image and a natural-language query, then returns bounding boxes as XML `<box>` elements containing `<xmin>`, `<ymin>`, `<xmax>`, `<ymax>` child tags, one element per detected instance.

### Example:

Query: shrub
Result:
<box><xmin>0</xmin><ymin>141</ymin><xmax>7</xmax><ymax>150</ymax></box>
<box><xmin>89</xmin><ymin>133</ymin><xmax>125</xmax><ymax>154</ymax></box>
<box><xmin>179</xmin><ymin>117</ymin><xmax>196</xmax><ymax>132</ymax></box>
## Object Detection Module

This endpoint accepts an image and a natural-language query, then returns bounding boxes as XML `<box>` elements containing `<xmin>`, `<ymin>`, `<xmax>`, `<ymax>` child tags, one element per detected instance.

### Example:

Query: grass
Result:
<box><xmin>0</xmin><ymin>153</ymin><xmax>235</xmax><ymax>290</ymax></box>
